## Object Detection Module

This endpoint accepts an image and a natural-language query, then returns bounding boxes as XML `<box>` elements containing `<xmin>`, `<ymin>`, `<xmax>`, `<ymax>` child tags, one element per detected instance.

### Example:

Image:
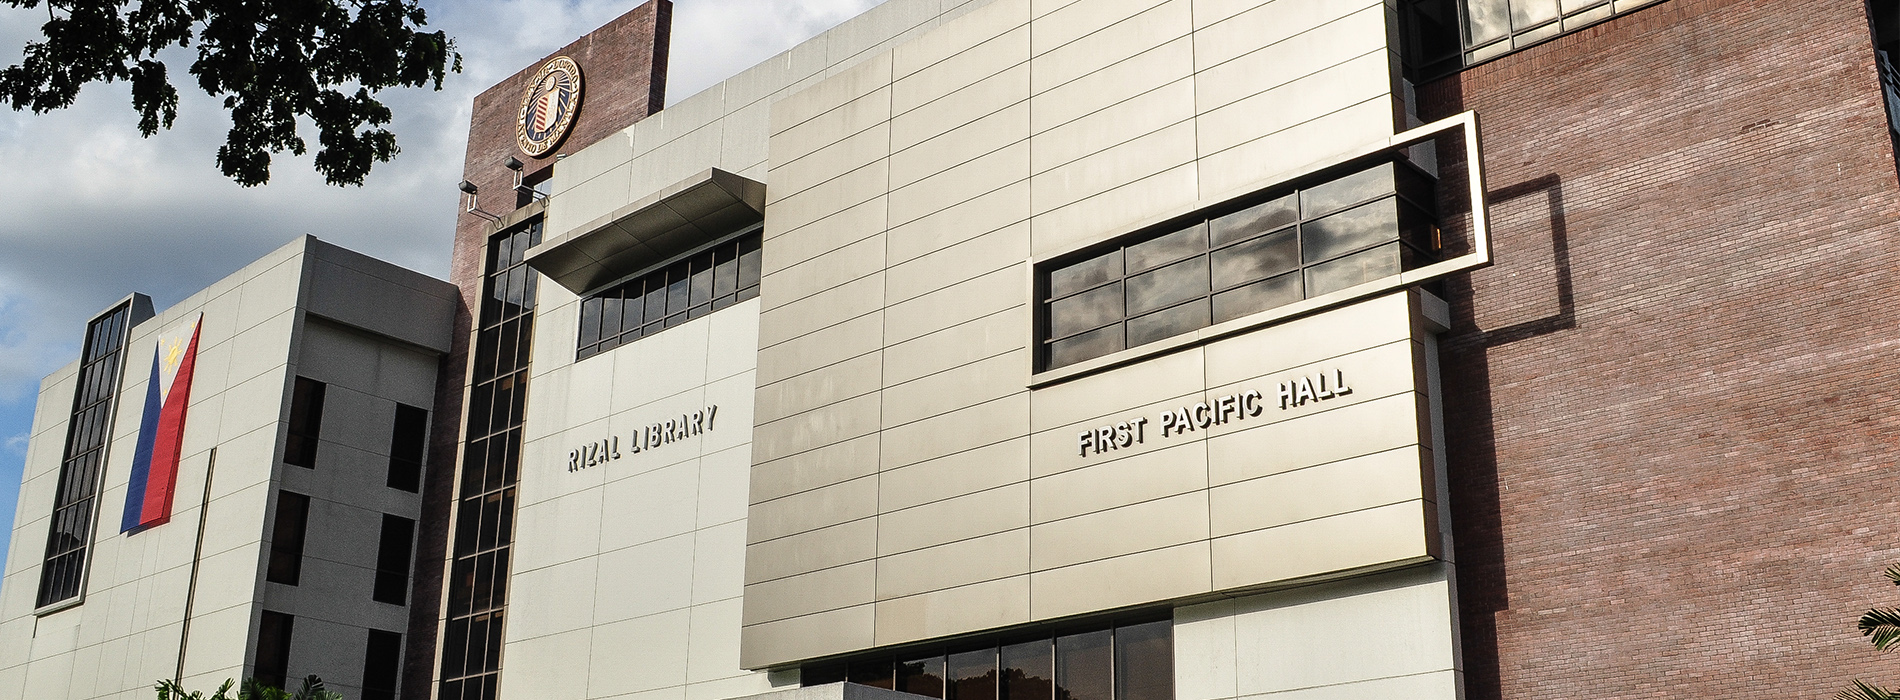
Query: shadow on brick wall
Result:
<box><xmin>1439</xmin><ymin>172</ymin><xmax>1575</xmax><ymax>700</ymax></box>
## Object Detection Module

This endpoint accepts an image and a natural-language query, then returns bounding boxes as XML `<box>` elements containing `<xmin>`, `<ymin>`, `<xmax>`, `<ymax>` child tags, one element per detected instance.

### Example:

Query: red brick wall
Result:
<box><xmin>1419</xmin><ymin>0</ymin><xmax>1900</xmax><ymax>697</ymax></box>
<box><xmin>406</xmin><ymin>4</ymin><xmax>671</xmax><ymax>697</ymax></box>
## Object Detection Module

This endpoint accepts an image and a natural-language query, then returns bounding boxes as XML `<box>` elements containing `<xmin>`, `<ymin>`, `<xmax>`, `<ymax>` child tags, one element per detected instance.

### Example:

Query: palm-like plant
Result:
<box><xmin>1840</xmin><ymin>564</ymin><xmax>1900</xmax><ymax>700</ymax></box>
<box><xmin>155</xmin><ymin>675</ymin><xmax>341</xmax><ymax>700</ymax></box>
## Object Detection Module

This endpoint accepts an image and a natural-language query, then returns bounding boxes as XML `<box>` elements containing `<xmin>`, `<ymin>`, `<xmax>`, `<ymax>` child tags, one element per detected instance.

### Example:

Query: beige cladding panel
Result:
<box><xmin>745</xmin><ymin>0</ymin><xmax>1416</xmax><ymax>668</ymax></box>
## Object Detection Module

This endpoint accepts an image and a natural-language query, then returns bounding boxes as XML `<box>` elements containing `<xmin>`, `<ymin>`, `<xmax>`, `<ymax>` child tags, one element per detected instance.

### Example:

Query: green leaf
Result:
<box><xmin>1837</xmin><ymin>679</ymin><xmax>1900</xmax><ymax>700</ymax></box>
<box><xmin>1860</xmin><ymin>608</ymin><xmax>1900</xmax><ymax>651</ymax></box>
<box><xmin>1</xmin><ymin>0</ymin><xmax>460</xmax><ymax>186</ymax></box>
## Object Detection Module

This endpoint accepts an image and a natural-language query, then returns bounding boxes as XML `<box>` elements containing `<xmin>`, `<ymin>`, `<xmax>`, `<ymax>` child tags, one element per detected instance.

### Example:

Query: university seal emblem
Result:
<box><xmin>517</xmin><ymin>56</ymin><xmax>584</xmax><ymax>157</ymax></box>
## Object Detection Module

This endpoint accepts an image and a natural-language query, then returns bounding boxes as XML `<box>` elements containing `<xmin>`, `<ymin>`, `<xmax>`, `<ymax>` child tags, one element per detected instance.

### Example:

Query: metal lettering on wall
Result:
<box><xmin>568</xmin><ymin>405</ymin><xmax>719</xmax><ymax>471</ymax></box>
<box><xmin>1077</xmin><ymin>370</ymin><xmax>1351</xmax><ymax>457</ymax></box>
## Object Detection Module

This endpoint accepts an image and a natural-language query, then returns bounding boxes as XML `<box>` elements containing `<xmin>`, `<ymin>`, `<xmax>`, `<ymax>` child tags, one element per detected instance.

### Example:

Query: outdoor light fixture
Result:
<box><xmin>459</xmin><ymin>180</ymin><xmax>501</xmax><ymax>221</ymax></box>
<box><xmin>505</xmin><ymin>155</ymin><xmax>549</xmax><ymax>201</ymax></box>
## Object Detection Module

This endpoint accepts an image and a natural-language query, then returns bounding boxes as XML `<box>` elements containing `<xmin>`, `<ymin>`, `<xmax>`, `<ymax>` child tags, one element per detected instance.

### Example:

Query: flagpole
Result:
<box><xmin>174</xmin><ymin>446</ymin><xmax>217</xmax><ymax>685</ymax></box>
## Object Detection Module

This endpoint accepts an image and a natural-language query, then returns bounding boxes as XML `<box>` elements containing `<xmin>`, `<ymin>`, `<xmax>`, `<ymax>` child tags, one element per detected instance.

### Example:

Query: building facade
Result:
<box><xmin>6</xmin><ymin>0</ymin><xmax>1900</xmax><ymax>699</ymax></box>
<box><xmin>0</xmin><ymin>238</ymin><xmax>458</xmax><ymax>699</ymax></box>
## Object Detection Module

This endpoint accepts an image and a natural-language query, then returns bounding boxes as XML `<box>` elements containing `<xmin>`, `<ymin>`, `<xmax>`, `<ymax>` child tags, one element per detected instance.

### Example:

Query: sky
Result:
<box><xmin>0</xmin><ymin>0</ymin><xmax>885</xmax><ymax>577</ymax></box>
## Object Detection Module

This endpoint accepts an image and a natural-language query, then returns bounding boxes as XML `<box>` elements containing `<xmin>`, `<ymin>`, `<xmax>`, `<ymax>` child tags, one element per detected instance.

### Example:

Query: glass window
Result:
<box><xmin>1001</xmin><ymin>640</ymin><xmax>1053</xmax><ymax>700</ymax></box>
<box><xmin>284</xmin><ymin>377</ymin><xmax>326</xmax><ymax>468</ymax></box>
<box><xmin>37</xmin><ymin>303</ymin><xmax>132</xmax><ymax>608</ymax></box>
<box><xmin>266</xmin><ymin>491</ymin><xmax>310</xmax><ymax>586</ymax></box>
<box><xmin>803</xmin><ymin>618</ymin><xmax>1171</xmax><ymax>700</ymax></box>
<box><xmin>362</xmin><ymin>629</ymin><xmax>402</xmax><ymax>700</ymax></box>
<box><xmin>1040</xmin><ymin>160</ymin><xmax>1439</xmax><ymax>370</ymax></box>
<box><xmin>900</xmin><ymin>655</ymin><xmax>948</xmax><ymax>698</ymax></box>
<box><xmin>374</xmin><ymin>514</ymin><xmax>415</xmax><ymax>605</ymax></box>
<box><xmin>1114</xmin><ymin>620</ymin><xmax>1172</xmax><ymax>700</ymax></box>
<box><xmin>1403</xmin><ymin>0</ymin><xmax>1643</xmax><ymax>78</ymax></box>
<box><xmin>576</xmin><ymin>228</ymin><xmax>764</xmax><ymax>360</ymax></box>
<box><xmin>441</xmin><ymin>218</ymin><xmax>541</xmax><ymax>697</ymax></box>
<box><xmin>387</xmin><ymin>404</ymin><xmax>428</xmax><ymax>492</ymax></box>
<box><xmin>1056</xmin><ymin>631</ymin><xmax>1112</xmax><ymax>700</ymax></box>
<box><xmin>256</xmin><ymin>611</ymin><xmax>296</xmax><ymax>689</ymax></box>
<box><xmin>949</xmin><ymin>648</ymin><xmax>998</xmax><ymax>700</ymax></box>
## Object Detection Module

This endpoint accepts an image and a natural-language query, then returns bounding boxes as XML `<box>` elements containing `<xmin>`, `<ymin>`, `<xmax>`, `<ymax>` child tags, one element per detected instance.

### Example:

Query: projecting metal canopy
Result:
<box><xmin>525</xmin><ymin>168</ymin><xmax>766</xmax><ymax>294</ymax></box>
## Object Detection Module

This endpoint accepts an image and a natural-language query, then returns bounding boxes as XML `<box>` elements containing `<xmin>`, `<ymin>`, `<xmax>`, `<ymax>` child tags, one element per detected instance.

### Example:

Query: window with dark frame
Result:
<box><xmin>438</xmin><ymin>218</ymin><xmax>541</xmax><ymax>700</ymax></box>
<box><xmin>387</xmin><ymin>403</ymin><xmax>428</xmax><ymax>492</ymax></box>
<box><xmin>576</xmin><ymin>228</ymin><xmax>763</xmax><ymax>361</ymax></box>
<box><xmin>374</xmin><ymin>514</ymin><xmax>416</xmax><ymax>605</ymax></box>
<box><xmin>284</xmin><ymin>377</ymin><xmax>326</xmax><ymax>468</ymax></box>
<box><xmin>1040</xmin><ymin>160</ymin><xmax>1439</xmax><ymax>372</ymax></box>
<box><xmin>255</xmin><ymin>610</ymin><xmax>295</xmax><ymax>690</ymax></box>
<box><xmin>1401</xmin><ymin>0</ymin><xmax>1657</xmax><ymax>79</ymax></box>
<box><xmin>266</xmin><ymin>491</ymin><xmax>310</xmax><ymax>586</ymax></box>
<box><xmin>800</xmin><ymin>618</ymin><xmax>1173</xmax><ymax>700</ymax></box>
<box><xmin>362</xmin><ymin>629</ymin><xmax>403</xmax><ymax>700</ymax></box>
<box><xmin>35</xmin><ymin>302</ymin><xmax>133</xmax><ymax>609</ymax></box>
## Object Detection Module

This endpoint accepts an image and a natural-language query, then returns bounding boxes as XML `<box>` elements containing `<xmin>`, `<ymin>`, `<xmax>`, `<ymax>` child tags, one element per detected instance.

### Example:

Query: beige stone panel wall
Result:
<box><xmin>506</xmin><ymin>288</ymin><xmax>769</xmax><ymax>700</ymax></box>
<box><xmin>742</xmin><ymin>0</ymin><xmax>1419</xmax><ymax>670</ymax></box>
<box><xmin>547</xmin><ymin>0</ymin><xmax>1006</xmax><ymax>245</ymax></box>
<box><xmin>1174</xmin><ymin>565</ymin><xmax>1461</xmax><ymax>700</ymax></box>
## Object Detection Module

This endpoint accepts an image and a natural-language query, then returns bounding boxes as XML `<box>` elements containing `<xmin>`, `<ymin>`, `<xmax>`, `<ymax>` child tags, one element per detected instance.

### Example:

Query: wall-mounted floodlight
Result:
<box><xmin>505</xmin><ymin>155</ymin><xmax>548</xmax><ymax>201</ymax></box>
<box><xmin>459</xmin><ymin>180</ymin><xmax>501</xmax><ymax>221</ymax></box>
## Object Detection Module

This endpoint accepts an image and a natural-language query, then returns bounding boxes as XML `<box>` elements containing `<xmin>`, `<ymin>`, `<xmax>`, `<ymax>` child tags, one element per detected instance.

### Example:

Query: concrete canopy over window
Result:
<box><xmin>525</xmin><ymin>167</ymin><xmax>767</xmax><ymax>294</ymax></box>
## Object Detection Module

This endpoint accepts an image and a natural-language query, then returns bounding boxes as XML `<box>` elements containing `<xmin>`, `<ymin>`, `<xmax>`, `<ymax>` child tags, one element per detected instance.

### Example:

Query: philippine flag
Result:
<box><xmin>121</xmin><ymin>313</ymin><xmax>202</xmax><ymax>533</ymax></box>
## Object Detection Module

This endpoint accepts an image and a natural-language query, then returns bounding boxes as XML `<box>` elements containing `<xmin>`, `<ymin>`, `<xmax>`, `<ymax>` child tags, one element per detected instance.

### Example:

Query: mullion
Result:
<box><xmin>441</xmin><ymin>219</ymin><xmax>538</xmax><ymax>693</ymax></box>
<box><xmin>37</xmin><ymin>303</ymin><xmax>129</xmax><ymax>608</ymax></box>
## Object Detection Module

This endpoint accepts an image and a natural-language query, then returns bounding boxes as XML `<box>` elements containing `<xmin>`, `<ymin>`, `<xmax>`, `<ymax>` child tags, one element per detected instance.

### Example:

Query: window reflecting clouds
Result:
<box><xmin>1040</xmin><ymin>160</ymin><xmax>1439</xmax><ymax>370</ymax></box>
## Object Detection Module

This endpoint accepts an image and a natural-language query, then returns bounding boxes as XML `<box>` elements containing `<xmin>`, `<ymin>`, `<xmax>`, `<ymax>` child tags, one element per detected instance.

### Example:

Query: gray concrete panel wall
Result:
<box><xmin>271</xmin><ymin>316</ymin><xmax>443</xmax><ymax>700</ymax></box>
<box><xmin>0</xmin><ymin>237</ymin><xmax>453</xmax><ymax>700</ymax></box>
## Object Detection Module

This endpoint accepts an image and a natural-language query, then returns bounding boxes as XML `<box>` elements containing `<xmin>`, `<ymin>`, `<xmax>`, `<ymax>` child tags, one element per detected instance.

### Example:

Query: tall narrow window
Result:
<box><xmin>36</xmin><ymin>302</ymin><xmax>133</xmax><ymax>609</ymax></box>
<box><xmin>374</xmin><ymin>514</ymin><xmax>416</xmax><ymax>605</ymax></box>
<box><xmin>387</xmin><ymin>404</ymin><xmax>428</xmax><ymax>492</ymax></box>
<box><xmin>256</xmin><ymin>610</ymin><xmax>296</xmax><ymax>689</ymax></box>
<box><xmin>439</xmin><ymin>219</ymin><xmax>540</xmax><ymax>700</ymax></box>
<box><xmin>266</xmin><ymin>491</ymin><xmax>310</xmax><ymax>586</ymax></box>
<box><xmin>284</xmin><ymin>377</ymin><xmax>326</xmax><ymax>468</ymax></box>
<box><xmin>362</xmin><ymin>629</ymin><xmax>403</xmax><ymax>700</ymax></box>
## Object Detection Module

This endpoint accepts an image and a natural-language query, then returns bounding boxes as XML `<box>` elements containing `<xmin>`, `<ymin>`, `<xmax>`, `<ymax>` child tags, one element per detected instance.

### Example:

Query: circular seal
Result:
<box><xmin>517</xmin><ymin>56</ymin><xmax>584</xmax><ymax>157</ymax></box>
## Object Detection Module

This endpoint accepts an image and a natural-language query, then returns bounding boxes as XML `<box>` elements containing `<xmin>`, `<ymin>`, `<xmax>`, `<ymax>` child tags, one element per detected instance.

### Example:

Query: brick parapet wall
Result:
<box><xmin>406</xmin><ymin>4</ymin><xmax>671</xmax><ymax>698</ymax></box>
<box><xmin>1419</xmin><ymin>0</ymin><xmax>1900</xmax><ymax>696</ymax></box>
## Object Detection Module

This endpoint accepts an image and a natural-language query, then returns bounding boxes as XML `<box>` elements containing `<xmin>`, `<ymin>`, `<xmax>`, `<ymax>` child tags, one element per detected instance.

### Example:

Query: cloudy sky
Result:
<box><xmin>0</xmin><ymin>0</ymin><xmax>885</xmax><ymax>572</ymax></box>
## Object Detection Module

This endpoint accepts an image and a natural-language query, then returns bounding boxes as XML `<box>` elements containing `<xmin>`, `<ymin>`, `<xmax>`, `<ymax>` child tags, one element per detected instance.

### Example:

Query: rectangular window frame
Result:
<box><xmin>800</xmin><ymin>614</ymin><xmax>1174</xmax><ymax>700</ymax></box>
<box><xmin>574</xmin><ymin>225</ymin><xmax>763</xmax><ymax>361</ymax></box>
<box><xmin>387</xmin><ymin>403</ymin><xmax>428</xmax><ymax>492</ymax></box>
<box><xmin>256</xmin><ymin>610</ymin><xmax>296</xmax><ymax>690</ymax></box>
<box><xmin>439</xmin><ymin>217</ymin><xmax>542</xmax><ymax>700</ymax></box>
<box><xmin>1402</xmin><ymin>0</ymin><xmax>1666</xmax><ymax>81</ymax></box>
<box><xmin>35</xmin><ymin>301</ymin><xmax>136</xmax><ymax>613</ymax></box>
<box><xmin>362</xmin><ymin>629</ymin><xmax>403</xmax><ymax>700</ymax></box>
<box><xmin>1028</xmin><ymin>112</ymin><xmax>1493</xmax><ymax>387</ymax></box>
<box><xmin>284</xmin><ymin>377</ymin><xmax>326</xmax><ymax>468</ymax></box>
<box><xmin>373</xmin><ymin>513</ymin><xmax>415</xmax><ymax>605</ymax></box>
<box><xmin>266</xmin><ymin>491</ymin><xmax>311</xmax><ymax>586</ymax></box>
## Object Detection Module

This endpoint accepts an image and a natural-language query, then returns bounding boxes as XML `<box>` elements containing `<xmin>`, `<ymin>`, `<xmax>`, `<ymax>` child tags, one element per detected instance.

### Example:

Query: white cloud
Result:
<box><xmin>0</xmin><ymin>0</ymin><xmax>888</xmax><ymax>457</ymax></box>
